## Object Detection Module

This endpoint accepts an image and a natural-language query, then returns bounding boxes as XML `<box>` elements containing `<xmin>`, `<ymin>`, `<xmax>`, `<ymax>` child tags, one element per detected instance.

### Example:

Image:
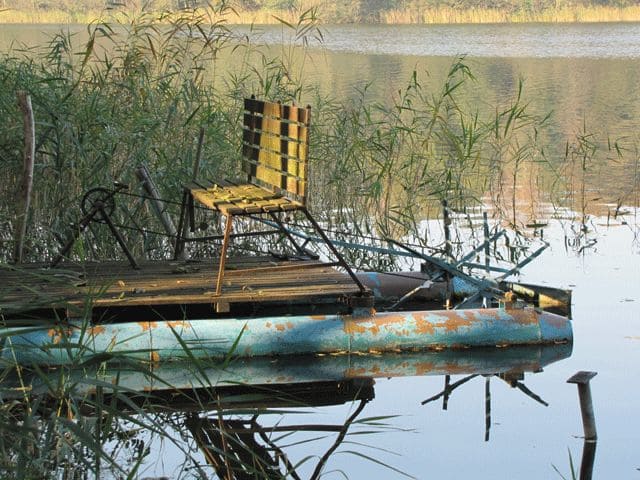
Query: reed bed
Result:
<box><xmin>2</xmin><ymin>2</ymin><xmax>640</xmax><ymax>25</ymax></box>
<box><xmin>0</xmin><ymin>3</ymin><xmax>614</xmax><ymax>265</ymax></box>
<box><xmin>381</xmin><ymin>5</ymin><xmax>640</xmax><ymax>24</ymax></box>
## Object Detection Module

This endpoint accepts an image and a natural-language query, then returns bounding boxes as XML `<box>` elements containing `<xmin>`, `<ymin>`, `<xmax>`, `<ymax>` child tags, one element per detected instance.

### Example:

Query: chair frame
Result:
<box><xmin>176</xmin><ymin>97</ymin><xmax>366</xmax><ymax>306</ymax></box>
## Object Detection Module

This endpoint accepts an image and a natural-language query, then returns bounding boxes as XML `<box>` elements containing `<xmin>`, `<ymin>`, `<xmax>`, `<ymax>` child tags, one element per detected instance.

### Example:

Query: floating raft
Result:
<box><xmin>1</xmin><ymin>306</ymin><xmax>572</xmax><ymax>366</ymax></box>
<box><xmin>0</xmin><ymin>257</ymin><xmax>362</xmax><ymax>315</ymax></box>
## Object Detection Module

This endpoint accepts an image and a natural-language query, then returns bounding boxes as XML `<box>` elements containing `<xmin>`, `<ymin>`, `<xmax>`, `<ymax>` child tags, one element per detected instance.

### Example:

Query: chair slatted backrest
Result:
<box><xmin>242</xmin><ymin>97</ymin><xmax>310</xmax><ymax>206</ymax></box>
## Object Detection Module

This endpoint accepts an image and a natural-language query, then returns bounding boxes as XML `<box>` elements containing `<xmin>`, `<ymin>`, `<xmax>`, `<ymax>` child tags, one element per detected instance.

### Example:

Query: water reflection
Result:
<box><xmin>1</xmin><ymin>344</ymin><xmax>573</xmax><ymax>478</ymax></box>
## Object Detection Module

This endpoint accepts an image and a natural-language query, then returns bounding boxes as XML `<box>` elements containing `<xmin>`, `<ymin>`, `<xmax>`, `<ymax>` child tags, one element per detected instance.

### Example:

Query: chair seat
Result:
<box><xmin>191</xmin><ymin>183</ymin><xmax>303</xmax><ymax>216</ymax></box>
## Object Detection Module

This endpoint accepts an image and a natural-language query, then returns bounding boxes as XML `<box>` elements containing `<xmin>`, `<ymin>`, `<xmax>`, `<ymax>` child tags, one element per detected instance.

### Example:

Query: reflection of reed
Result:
<box><xmin>184</xmin><ymin>392</ymin><xmax>371</xmax><ymax>480</ymax></box>
<box><xmin>0</xmin><ymin>342</ymin><xmax>573</xmax><ymax>479</ymax></box>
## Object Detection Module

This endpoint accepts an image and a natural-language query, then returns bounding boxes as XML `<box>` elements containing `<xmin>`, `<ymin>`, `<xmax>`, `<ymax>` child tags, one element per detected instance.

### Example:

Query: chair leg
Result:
<box><xmin>216</xmin><ymin>213</ymin><xmax>233</xmax><ymax>296</ymax></box>
<box><xmin>301</xmin><ymin>208</ymin><xmax>367</xmax><ymax>294</ymax></box>
<box><xmin>174</xmin><ymin>188</ymin><xmax>190</xmax><ymax>261</ymax></box>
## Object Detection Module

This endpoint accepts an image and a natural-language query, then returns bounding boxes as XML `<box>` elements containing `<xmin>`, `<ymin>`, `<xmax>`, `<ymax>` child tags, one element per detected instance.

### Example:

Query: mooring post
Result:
<box><xmin>567</xmin><ymin>371</ymin><xmax>598</xmax><ymax>441</ymax></box>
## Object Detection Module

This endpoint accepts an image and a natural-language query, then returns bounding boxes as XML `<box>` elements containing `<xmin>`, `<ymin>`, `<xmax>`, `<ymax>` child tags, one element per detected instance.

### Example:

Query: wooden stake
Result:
<box><xmin>13</xmin><ymin>91</ymin><xmax>35</xmax><ymax>264</ymax></box>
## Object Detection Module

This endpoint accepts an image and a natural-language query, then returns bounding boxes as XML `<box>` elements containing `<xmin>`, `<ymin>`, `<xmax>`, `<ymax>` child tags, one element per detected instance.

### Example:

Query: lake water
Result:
<box><xmin>1</xmin><ymin>22</ymin><xmax>639</xmax><ymax>479</ymax></box>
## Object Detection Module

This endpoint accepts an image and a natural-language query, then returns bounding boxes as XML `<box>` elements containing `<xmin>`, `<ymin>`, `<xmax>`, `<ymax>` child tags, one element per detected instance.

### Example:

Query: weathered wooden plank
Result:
<box><xmin>1</xmin><ymin>257</ymin><xmax>360</xmax><ymax>313</ymax></box>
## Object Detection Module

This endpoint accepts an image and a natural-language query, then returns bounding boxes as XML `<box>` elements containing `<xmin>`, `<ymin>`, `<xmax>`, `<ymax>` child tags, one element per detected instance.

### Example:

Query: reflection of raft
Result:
<box><xmin>3</xmin><ymin>344</ymin><xmax>571</xmax><ymax>410</ymax></box>
<box><xmin>2</xmin><ymin>305</ymin><xmax>572</xmax><ymax>366</ymax></box>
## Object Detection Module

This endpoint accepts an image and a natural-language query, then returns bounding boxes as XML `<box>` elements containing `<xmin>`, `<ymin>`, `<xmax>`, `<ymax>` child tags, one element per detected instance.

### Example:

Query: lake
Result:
<box><xmin>0</xmin><ymin>22</ymin><xmax>639</xmax><ymax>479</ymax></box>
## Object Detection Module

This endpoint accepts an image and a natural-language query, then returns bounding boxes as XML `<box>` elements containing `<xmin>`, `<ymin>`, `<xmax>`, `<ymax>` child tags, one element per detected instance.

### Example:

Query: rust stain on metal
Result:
<box><xmin>150</xmin><ymin>351</ymin><xmax>160</xmax><ymax>363</ymax></box>
<box><xmin>344</xmin><ymin>313</ymin><xmax>407</xmax><ymax>336</ymax></box>
<box><xmin>537</xmin><ymin>311</ymin><xmax>567</xmax><ymax>328</ymax></box>
<box><xmin>265</xmin><ymin>322</ymin><xmax>272</xmax><ymax>328</ymax></box>
<box><xmin>47</xmin><ymin>327</ymin><xmax>73</xmax><ymax>345</ymax></box>
<box><xmin>441</xmin><ymin>362</ymin><xmax>476</xmax><ymax>375</ymax></box>
<box><xmin>414</xmin><ymin>361</ymin><xmax>436</xmax><ymax>376</ymax></box>
<box><xmin>88</xmin><ymin>325</ymin><xmax>106</xmax><ymax>336</ymax></box>
<box><xmin>275</xmin><ymin>323</ymin><xmax>286</xmax><ymax>332</ymax></box>
<box><xmin>286</xmin><ymin>321</ymin><xmax>294</xmax><ymax>330</ymax></box>
<box><xmin>509</xmin><ymin>308</ymin><xmax>538</xmax><ymax>325</ymax></box>
<box><xmin>437</xmin><ymin>312</ymin><xmax>476</xmax><ymax>333</ymax></box>
<box><xmin>345</xmin><ymin>367</ymin><xmax>368</xmax><ymax>377</ymax></box>
<box><xmin>138</xmin><ymin>321</ymin><xmax>159</xmax><ymax>331</ymax></box>
<box><xmin>310</xmin><ymin>315</ymin><xmax>327</xmax><ymax>320</ymax></box>
<box><xmin>413</xmin><ymin>315</ymin><xmax>436</xmax><ymax>335</ymax></box>
<box><xmin>166</xmin><ymin>321</ymin><xmax>191</xmax><ymax>329</ymax></box>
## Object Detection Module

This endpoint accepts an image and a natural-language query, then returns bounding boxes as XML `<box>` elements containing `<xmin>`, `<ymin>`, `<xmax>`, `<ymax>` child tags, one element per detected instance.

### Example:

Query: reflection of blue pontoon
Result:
<box><xmin>2</xmin><ymin>344</ymin><xmax>572</xmax><ymax>480</ymax></box>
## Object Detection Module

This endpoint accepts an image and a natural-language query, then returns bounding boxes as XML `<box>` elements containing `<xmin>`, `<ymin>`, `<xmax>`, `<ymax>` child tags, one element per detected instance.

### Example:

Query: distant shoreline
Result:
<box><xmin>1</xmin><ymin>5</ymin><xmax>640</xmax><ymax>25</ymax></box>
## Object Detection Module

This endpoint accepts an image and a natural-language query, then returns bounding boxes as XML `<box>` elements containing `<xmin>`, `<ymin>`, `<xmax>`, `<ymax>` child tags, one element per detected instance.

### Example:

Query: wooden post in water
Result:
<box><xmin>13</xmin><ymin>91</ymin><xmax>35</xmax><ymax>264</ymax></box>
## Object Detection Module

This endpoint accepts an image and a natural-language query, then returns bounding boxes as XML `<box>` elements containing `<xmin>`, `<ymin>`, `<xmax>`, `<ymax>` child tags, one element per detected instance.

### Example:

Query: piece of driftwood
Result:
<box><xmin>13</xmin><ymin>91</ymin><xmax>35</xmax><ymax>264</ymax></box>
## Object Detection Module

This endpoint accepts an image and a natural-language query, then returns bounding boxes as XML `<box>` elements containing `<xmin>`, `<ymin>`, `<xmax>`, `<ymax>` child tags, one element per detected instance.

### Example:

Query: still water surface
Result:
<box><xmin>1</xmin><ymin>22</ymin><xmax>639</xmax><ymax>478</ymax></box>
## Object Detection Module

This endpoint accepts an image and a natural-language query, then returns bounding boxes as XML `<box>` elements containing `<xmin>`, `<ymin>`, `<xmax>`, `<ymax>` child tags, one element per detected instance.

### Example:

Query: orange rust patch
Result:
<box><xmin>167</xmin><ymin>321</ymin><xmax>190</xmax><ymax>329</ymax></box>
<box><xmin>343</xmin><ymin>313</ymin><xmax>407</xmax><ymax>336</ymax></box>
<box><xmin>537</xmin><ymin>311</ymin><xmax>567</xmax><ymax>328</ymax></box>
<box><xmin>88</xmin><ymin>325</ymin><xmax>106</xmax><ymax>336</ymax></box>
<box><xmin>345</xmin><ymin>367</ymin><xmax>368</xmax><ymax>377</ymax></box>
<box><xmin>414</xmin><ymin>361</ymin><xmax>436</xmax><ymax>376</ymax></box>
<box><xmin>275</xmin><ymin>324</ymin><xmax>286</xmax><ymax>332</ymax></box>
<box><xmin>150</xmin><ymin>351</ymin><xmax>160</xmax><ymax>363</ymax></box>
<box><xmin>441</xmin><ymin>362</ymin><xmax>475</xmax><ymax>375</ymax></box>
<box><xmin>138</xmin><ymin>321</ymin><xmax>159</xmax><ymax>331</ymax></box>
<box><xmin>47</xmin><ymin>327</ymin><xmax>73</xmax><ymax>345</ymax></box>
<box><xmin>414</xmin><ymin>317</ymin><xmax>436</xmax><ymax>336</ymax></box>
<box><xmin>310</xmin><ymin>315</ymin><xmax>327</xmax><ymax>320</ymax></box>
<box><xmin>286</xmin><ymin>322</ymin><xmax>294</xmax><ymax>330</ymax></box>
<box><xmin>265</xmin><ymin>322</ymin><xmax>272</xmax><ymax>328</ymax></box>
<box><xmin>439</xmin><ymin>312</ymin><xmax>475</xmax><ymax>332</ymax></box>
<box><xmin>510</xmin><ymin>308</ymin><xmax>539</xmax><ymax>325</ymax></box>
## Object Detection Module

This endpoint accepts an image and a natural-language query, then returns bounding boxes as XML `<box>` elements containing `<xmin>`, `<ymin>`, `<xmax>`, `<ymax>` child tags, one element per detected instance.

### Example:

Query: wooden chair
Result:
<box><xmin>177</xmin><ymin>97</ymin><xmax>366</xmax><ymax>306</ymax></box>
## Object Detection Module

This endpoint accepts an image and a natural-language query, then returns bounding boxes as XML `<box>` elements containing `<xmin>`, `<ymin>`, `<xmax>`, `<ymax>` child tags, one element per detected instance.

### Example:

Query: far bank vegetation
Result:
<box><xmin>1</xmin><ymin>0</ymin><xmax>640</xmax><ymax>24</ymax></box>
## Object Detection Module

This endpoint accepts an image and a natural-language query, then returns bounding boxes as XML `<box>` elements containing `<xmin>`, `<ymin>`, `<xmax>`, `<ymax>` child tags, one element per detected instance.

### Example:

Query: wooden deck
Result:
<box><xmin>0</xmin><ymin>256</ymin><xmax>365</xmax><ymax>316</ymax></box>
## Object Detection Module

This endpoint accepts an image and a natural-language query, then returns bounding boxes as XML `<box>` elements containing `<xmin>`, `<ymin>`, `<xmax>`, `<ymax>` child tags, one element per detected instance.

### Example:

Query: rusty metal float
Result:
<box><xmin>2</xmin><ymin>304</ymin><xmax>572</xmax><ymax>366</ymax></box>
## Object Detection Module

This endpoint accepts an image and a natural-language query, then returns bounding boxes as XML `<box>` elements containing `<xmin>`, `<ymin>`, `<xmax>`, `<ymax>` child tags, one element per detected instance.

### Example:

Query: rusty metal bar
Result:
<box><xmin>266</xmin><ymin>211</ymin><xmax>309</xmax><ymax>257</ymax></box>
<box><xmin>302</xmin><ymin>208</ymin><xmax>367</xmax><ymax>294</ymax></box>
<box><xmin>101</xmin><ymin>207</ymin><xmax>139</xmax><ymax>270</ymax></box>
<box><xmin>385</xmin><ymin>238</ymin><xmax>503</xmax><ymax>299</ymax></box>
<box><xmin>215</xmin><ymin>213</ymin><xmax>234</xmax><ymax>296</ymax></box>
